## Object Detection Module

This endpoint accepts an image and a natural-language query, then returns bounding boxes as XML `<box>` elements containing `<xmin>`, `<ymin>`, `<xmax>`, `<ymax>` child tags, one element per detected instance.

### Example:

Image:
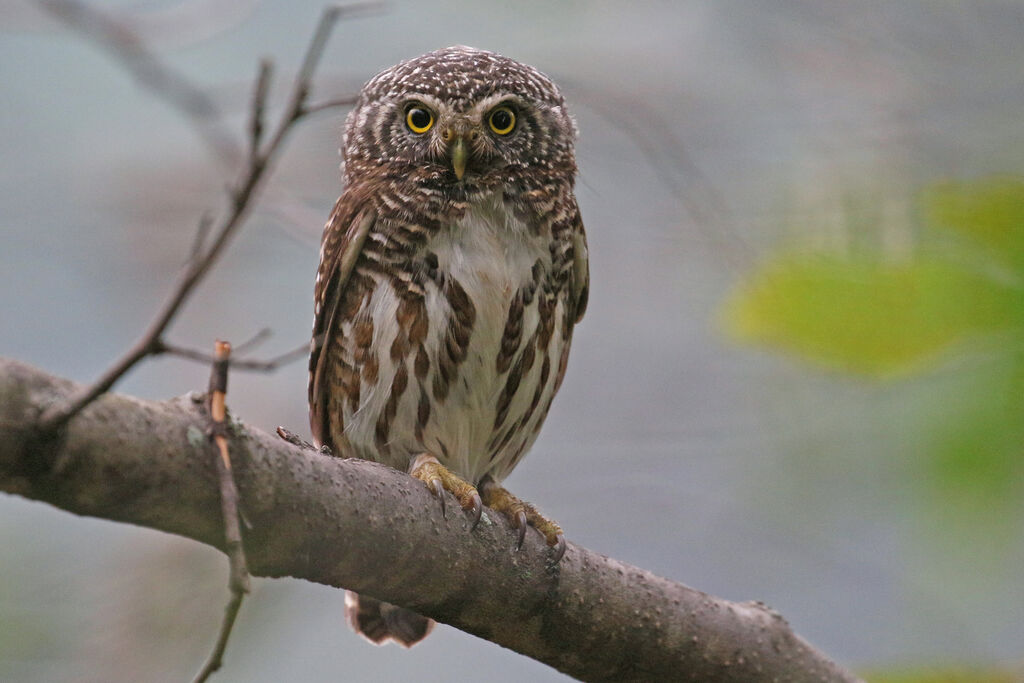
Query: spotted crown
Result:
<box><xmin>342</xmin><ymin>45</ymin><xmax>577</xmax><ymax>184</ymax></box>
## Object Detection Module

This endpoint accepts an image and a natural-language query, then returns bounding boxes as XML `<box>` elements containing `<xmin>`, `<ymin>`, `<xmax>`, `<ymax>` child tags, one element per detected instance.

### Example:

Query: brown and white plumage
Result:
<box><xmin>308</xmin><ymin>46</ymin><xmax>588</xmax><ymax>647</ymax></box>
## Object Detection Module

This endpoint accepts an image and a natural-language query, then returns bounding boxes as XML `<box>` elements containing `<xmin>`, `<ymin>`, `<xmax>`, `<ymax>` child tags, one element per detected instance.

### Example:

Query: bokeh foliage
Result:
<box><xmin>864</xmin><ymin>667</ymin><xmax>1020</xmax><ymax>683</ymax></box>
<box><xmin>723</xmin><ymin>176</ymin><xmax>1024</xmax><ymax>519</ymax></box>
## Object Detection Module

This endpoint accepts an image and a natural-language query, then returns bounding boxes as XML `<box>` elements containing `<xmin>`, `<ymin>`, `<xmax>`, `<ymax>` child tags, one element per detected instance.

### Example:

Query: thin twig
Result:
<box><xmin>562</xmin><ymin>79</ymin><xmax>753</xmax><ymax>271</ymax></box>
<box><xmin>193</xmin><ymin>591</ymin><xmax>244</xmax><ymax>683</ymax></box>
<box><xmin>154</xmin><ymin>339</ymin><xmax>308</xmax><ymax>373</ymax></box>
<box><xmin>276</xmin><ymin>5</ymin><xmax>352</xmax><ymax>128</ymax></box>
<box><xmin>248</xmin><ymin>59</ymin><xmax>273</xmax><ymax>164</ymax></box>
<box><xmin>193</xmin><ymin>340</ymin><xmax>250</xmax><ymax>683</ymax></box>
<box><xmin>36</xmin><ymin>5</ymin><xmax>363</xmax><ymax>432</ymax></box>
<box><xmin>188</xmin><ymin>212</ymin><xmax>214</xmax><ymax>264</ymax></box>
<box><xmin>298</xmin><ymin>95</ymin><xmax>359</xmax><ymax>117</ymax></box>
<box><xmin>231</xmin><ymin>327</ymin><xmax>273</xmax><ymax>355</ymax></box>
<box><xmin>36</xmin><ymin>0</ymin><xmax>242</xmax><ymax>166</ymax></box>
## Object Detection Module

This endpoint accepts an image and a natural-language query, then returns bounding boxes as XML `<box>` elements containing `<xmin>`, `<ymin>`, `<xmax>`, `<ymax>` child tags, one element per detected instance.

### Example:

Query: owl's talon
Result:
<box><xmin>468</xmin><ymin>491</ymin><xmax>483</xmax><ymax>529</ymax></box>
<box><xmin>550</xmin><ymin>534</ymin><xmax>566</xmax><ymax>563</ymax></box>
<box><xmin>410</xmin><ymin>454</ymin><xmax>482</xmax><ymax>529</ymax></box>
<box><xmin>514</xmin><ymin>510</ymin><xmax>528</xmax><ymax>550</ymax></box>
<box><xmin>480</xmin><ymin>477</ymin><xmax>565</xmax><ymax>561</ymax></box>
<box><xmin>428</xmin><ymin>478</ymin><xmax>446</xmax><ymax>518</ymax></box>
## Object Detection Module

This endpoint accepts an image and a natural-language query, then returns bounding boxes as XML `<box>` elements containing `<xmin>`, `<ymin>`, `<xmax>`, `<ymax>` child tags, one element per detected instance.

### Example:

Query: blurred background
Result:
<box><xmin>2</xmin><ymin>1</ymin><xmax>1023</xmax><ymax>681</ymax></box>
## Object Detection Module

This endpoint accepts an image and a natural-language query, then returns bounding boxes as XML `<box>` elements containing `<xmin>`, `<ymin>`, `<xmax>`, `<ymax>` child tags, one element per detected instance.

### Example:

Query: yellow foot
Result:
<box><xmin>409</xmin><ymin>454</ymin><xmax>483</xmax><ymax>528</ymax></box>
<box><xmin>480</xmin><ymin>476</ymin><xmax>566</xmax><ymax>563</ymax></box>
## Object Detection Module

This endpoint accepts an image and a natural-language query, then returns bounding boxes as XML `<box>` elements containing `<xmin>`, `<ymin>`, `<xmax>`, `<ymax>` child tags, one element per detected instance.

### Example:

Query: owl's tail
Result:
<box><xmin>345</xmin><ymin>591</ymin><xmax>434</xmax><ymax>647</ymax></box>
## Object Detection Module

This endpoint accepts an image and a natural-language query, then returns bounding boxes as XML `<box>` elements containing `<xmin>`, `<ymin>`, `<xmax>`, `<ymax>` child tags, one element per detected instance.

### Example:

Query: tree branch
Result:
<box><xmin>0</xmin><ymin>357</ymin><xmax>860</xmax><ymax>683</ymax></box>
<box><xmin>34</xmin><ymin>4</ymin><xmax>366</xmax><ymax>433</ymax></box>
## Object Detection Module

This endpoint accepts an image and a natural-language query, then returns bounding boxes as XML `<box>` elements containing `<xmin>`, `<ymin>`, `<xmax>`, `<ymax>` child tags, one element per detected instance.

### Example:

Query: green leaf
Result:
<box><xmin>925</xmin><ymin>350</ymin><xmax>1024</xmax><ymax>519</ymax></box>
<box><xmin>863</xmin><ymin>666</ymin><xmax>1020</xmax><ymax>683</ymax></box>
<box><xmin>920</xmin><ymin>176</ymin><xmax>1024</xmax><ymax>267</ymax></box>
<box><xmin>721</xmin><ymin>254</ymin><xmax>1018</xmax><ymax>376</ymax></box>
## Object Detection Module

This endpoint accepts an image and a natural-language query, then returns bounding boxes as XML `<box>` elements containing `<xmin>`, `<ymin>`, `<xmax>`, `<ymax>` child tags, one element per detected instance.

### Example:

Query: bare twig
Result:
<box><xmin>248</xmin><ymin>59</ymin><xmax>273</xmax><ymax>163</ymax></box>
<box><xmin>36</xmin><ymin>0</ymin><xmax>242</xmax><ymax>166</ymax></box>
<box><xmin>229</xmin><ymin>327</ymin><xmax>273</xmax><ymax>355</ymax></box>
<box><xmin>36</xmin><ymin>5</ymin><xmax>365</xmax><ymax>432</ymax></box>
<box><xmin>187</xmin><ymin>212</ymin><xmax>215</xmax><ymax>264</ymax></box>
<box><xmin>194</xmin><ymin>588</ymin><xmax>244</xmax><ymax>683</ymax></box>
<box><xmin>564</xmin><ymin>82</ymin><xmax>752</xmax><ymax>270</ymax></box>
<box><xmin>289</xmin><ymin>4</ymin><xmax>381</xmax><ymax>111</ymax></box>
<box><xmin>193</xmin><ymin>341</ymin><xmax>250</xmax><ymax>683</ymax></box>
<box><xmin>299</xmin><ymin>95</ymin><xmax>360</xmax><ymax>117</ymax></box>
<box><xmin>154</xmin><ymin>338</ymin><xmax>308</xmax><ymax>373</ymax></box>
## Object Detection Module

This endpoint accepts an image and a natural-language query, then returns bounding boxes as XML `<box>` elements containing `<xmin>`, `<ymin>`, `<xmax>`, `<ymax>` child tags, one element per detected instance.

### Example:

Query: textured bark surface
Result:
<box><xmin>0</xmin><ymin>357</ymin><xmax>861</xmax><ymax>683</ymax></box>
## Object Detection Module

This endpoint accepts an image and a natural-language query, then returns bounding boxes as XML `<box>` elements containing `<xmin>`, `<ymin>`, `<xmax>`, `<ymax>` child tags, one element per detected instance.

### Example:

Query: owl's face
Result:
<box><xmin>343</xmin><ymin>46</ymin><xmax>576</xmax><ymax>191</ymax></box>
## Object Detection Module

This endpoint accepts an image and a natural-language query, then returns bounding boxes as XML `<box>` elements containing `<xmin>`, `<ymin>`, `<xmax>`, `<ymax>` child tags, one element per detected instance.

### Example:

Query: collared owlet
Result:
<box><xmin>309</xmin><ymin>45</ymin><xmax>588</xmax><ymax>647</ymax></box>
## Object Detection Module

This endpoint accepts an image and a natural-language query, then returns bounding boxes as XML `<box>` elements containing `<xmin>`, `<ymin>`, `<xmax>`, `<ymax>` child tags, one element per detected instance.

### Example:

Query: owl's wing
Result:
<box><xmin>308</xmin><ymin>193</ymin><xmax>375</xmax><ymax>448</ymax></box>
<box><xmin>570</xmin><ymin>207</ymin><xmax>590</xmax><ymax>324</ymax></box>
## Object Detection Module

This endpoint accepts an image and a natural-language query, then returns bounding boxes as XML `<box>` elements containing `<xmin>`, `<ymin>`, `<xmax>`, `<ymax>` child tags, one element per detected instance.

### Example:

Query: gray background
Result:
<box><xmin>2</xmin><ymin>1</ymin><xmax>1022</xmax><ymax>681</ymax></box>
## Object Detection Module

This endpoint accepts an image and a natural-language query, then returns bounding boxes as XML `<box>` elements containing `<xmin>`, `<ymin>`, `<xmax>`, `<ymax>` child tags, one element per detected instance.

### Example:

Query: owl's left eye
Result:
<box><xmin>488</xmin><ymin>106</ymin><xmax>516</xmax><ymax>135</ymax></box>
<box><xmin>406</xmin><ymin>106</ymin><xmax>434</xmax><ymax>134</ymax></box>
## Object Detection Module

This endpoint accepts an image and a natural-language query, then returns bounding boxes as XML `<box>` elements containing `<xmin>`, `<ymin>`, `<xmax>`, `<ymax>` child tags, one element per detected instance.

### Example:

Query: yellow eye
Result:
<box><xmin>406</xmin><ymin>106</ymin><xmax>434</xmax><ymax>134</ymax></box>
<box><xmin>488</xmin><ymin>106</ymin><xmax>516</xmax><ymax>135</ymax></box>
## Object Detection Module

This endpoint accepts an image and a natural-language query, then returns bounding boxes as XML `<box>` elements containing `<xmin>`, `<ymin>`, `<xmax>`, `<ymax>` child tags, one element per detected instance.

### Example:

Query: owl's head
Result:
<box><xmin>342</xmin><ymin>46</ymin><xmax>576</xmax><ymax>189</ymax></box>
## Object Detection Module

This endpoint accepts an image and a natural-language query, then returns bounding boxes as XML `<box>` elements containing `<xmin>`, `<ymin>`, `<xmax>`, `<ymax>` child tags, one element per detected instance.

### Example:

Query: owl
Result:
<box><xmin>308</xmin><ymin>46</ymin><xmax>588</xmax><ymax>647</ymax></box>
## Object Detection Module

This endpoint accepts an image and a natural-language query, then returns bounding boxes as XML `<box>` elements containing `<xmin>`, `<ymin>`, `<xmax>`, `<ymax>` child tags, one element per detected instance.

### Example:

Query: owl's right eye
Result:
<box><xmin>405</xmin><ymin>106</ymin><xmax>434</xmax><ymax>134</ymax></box>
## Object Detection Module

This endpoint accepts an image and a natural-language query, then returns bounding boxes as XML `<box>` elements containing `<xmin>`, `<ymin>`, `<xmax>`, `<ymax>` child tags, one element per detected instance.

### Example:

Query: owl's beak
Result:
<box><xmin>442</xmin><ymin>121</ymin><xmax>475</xmax><ymax>181</ymax></box>
<box><xmin>448</xmin><ymin>137</ymin><xmax>469</xmax><ymax>180</ymax></box>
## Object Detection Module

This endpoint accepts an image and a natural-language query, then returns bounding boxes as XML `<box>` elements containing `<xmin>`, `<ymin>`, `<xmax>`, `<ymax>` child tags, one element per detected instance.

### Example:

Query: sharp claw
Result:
<box><xmin>550</xmin><ymin>534</ymin><xmax>566</xmax><ymax>563</ymax></box>
<box><xmin>468</xmin><ymin>491</ymin><xmax>483</xmax><ymax>530</ymax></box>
<box><xmin>515</xmin><ymin>511</ymin><xmax>527</xmax><ymax>550</ymax></box>
<box><xmin>429</xmin><ymin>478</ymin><xmax>446</xmax><ymax>518</ymax></box>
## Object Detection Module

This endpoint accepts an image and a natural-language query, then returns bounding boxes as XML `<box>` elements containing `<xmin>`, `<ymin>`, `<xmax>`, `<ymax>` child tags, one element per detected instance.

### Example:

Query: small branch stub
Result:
<box><xmin>193</xmin><ymin>340</ymin><xmax>250</xmax><ymax>683</ymax></box>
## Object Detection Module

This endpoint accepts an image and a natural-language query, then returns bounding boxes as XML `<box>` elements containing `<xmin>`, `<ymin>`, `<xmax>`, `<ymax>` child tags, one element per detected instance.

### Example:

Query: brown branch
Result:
<box><xmin>194</xmin><ymin>341</ymin><xmax>250</xmax><ymax>683</ymax></box>
<box><xmin>35</xmin><ymin>5</ymin><xmax>361</xmax><ymax>433</ymax></box>
<box><xmin>0</xmin><ymin>357</ymin><xmax>861</xmax><ymax>683</ymax></box>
